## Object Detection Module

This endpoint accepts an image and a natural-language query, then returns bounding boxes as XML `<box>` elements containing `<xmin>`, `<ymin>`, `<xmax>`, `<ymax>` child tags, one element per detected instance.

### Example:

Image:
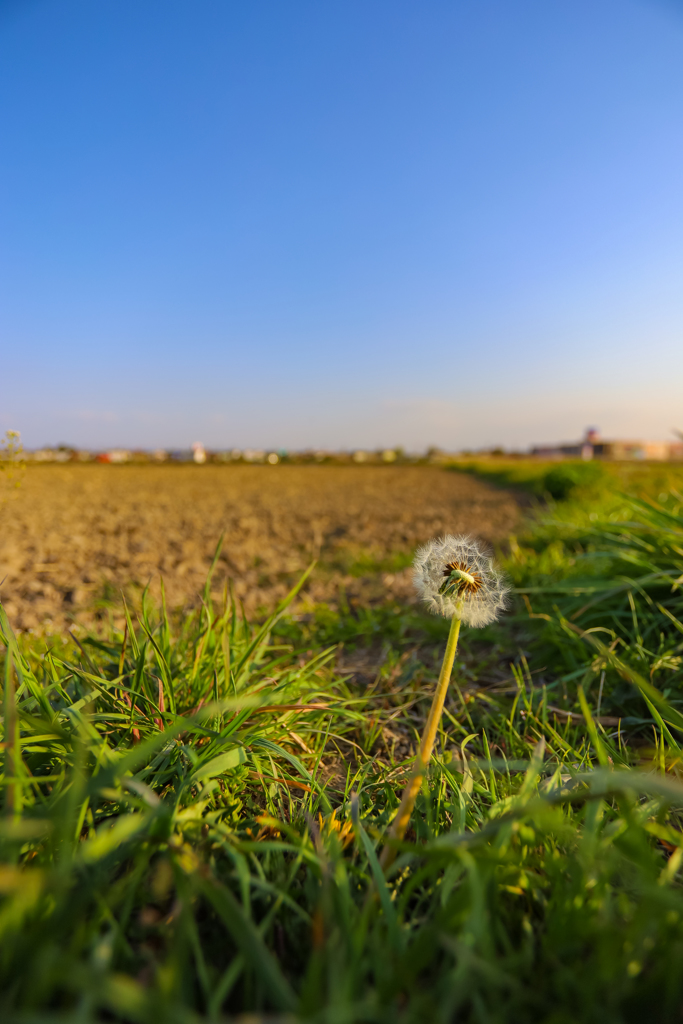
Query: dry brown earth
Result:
<box><xmin>0</xmin><ymin>464</ymin><xmax>520</xmax><ymax>632</ymax></box>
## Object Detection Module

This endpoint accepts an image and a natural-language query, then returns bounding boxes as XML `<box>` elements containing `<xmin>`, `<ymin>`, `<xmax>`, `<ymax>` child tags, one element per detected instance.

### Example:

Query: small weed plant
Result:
<box><xmin>3</xmin><ymin>468</ymin><xmax>683</xmax><ymax>1021</ymax></box>
<box><xmin>0</xmin><ymin>430</ymin><xmax>25</xmax><ymax>510</ymax></box>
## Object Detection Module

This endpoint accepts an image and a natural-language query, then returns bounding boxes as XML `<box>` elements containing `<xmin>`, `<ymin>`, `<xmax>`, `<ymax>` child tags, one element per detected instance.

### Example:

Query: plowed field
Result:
<box><xmin>0</xmin><ymin>465</ymin><xmax>520</xmax><ymax>632</ymax></box>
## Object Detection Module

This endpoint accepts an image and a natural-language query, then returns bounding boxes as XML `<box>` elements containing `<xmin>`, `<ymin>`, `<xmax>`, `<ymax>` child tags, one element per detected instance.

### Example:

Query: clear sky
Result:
<box><xmin>1</xmin><ymin>0</ymin><xmax>682</xmax><ymax>451</ymax></box>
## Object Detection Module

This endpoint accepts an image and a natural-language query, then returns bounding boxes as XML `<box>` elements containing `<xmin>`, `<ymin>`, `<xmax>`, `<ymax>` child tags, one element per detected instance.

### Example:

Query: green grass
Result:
<box><xmin>448</xmin><ymin>455</ymin><xmax>609</xmax><ymax>500</ymax></box>
<box><xmin>4</xmin><ymin>469</ymin><xmax>683</xmax><ymax>1021</ymax></box>
<box><xmin>449</xmin><ymin>454</ymin><xmax>683</xmax><ymax>503</ymax></box>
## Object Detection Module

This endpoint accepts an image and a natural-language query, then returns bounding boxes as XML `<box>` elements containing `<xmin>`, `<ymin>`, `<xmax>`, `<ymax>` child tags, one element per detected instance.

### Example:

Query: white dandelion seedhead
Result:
<box><xmin>413</xmin><ymin>534</ymin><xmax>510</xmax><ymax>627</ymax></box>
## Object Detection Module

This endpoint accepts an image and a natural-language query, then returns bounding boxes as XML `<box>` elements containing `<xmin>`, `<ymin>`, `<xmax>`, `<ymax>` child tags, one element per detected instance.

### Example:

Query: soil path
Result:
<box><xmin>0</xmin><ymin>465</ymin><xmax>521</xmax><ymax>632</ymax></box>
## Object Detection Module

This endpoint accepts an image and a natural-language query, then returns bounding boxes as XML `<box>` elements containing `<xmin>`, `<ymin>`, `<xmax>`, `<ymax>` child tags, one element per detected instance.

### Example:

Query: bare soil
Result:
<box><xmin>0</xmin><ymin>464</ymin><xmax>521</xmax><ymax>632</ymax></box>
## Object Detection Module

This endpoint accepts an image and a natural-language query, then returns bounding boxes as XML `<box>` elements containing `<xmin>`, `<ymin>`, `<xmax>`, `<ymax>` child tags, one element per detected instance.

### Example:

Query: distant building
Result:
<box><xmin>96</xmin><ymin>449</ymin><xmax>131</xmax><ymax>463</ymax></box>
<box><xmin>27</xmin><ymin>448</ymin><xmax>73</xmax><ymax>462</ymax></box>
<box><xmin>531</xmin><ymin>430</ymin><xmax>683</xmax><ymax>461</ymax></box>
<box><xmin>192</xmin><ymin>442</ymin><xmax>207</xmax><ymax>464</ymax></box>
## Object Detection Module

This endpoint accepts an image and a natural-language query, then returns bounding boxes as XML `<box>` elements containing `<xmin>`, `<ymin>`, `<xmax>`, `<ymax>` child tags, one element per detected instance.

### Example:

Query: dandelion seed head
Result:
<box><xmin>413</xmin><ymin>534</ymin><xmax>509</xmax><ymax>626</ymax></box>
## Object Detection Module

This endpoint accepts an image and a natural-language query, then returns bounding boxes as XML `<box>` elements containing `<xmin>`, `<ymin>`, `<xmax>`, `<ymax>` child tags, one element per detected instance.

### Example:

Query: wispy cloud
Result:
<box><xmin>56</xmin><ymin>409</ymin><xmax>119</xmax><ymax>423</ymax></box>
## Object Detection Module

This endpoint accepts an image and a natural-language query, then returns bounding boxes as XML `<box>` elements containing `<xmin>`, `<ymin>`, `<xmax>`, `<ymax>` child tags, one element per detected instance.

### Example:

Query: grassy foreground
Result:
<box><xmin>3</xmin><ymin>464</ymin><xmax>683</xmax><ymax>1021</ymax></box>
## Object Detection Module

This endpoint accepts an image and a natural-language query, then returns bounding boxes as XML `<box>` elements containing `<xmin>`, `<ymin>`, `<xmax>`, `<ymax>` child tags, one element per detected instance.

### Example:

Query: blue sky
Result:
<box><xmin>1</xmin><ymin>0</ymin><xmax>682</xmax><ymax>451</ymax></box>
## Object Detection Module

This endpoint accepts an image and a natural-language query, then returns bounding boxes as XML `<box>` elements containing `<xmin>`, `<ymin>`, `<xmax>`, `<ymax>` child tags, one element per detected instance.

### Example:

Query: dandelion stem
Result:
<box><xmin>379</xmin><ymin>613</ymin><xmax>461</xmax><ymax>872</ymax></box>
